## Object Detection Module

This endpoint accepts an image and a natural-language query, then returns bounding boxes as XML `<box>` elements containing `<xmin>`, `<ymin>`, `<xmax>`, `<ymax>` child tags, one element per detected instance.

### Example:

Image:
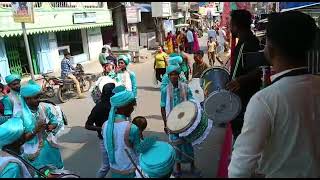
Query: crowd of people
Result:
<box><xmin>0</xmin><ymin>8</ymin><xmax>319</xmax><ymax>178</ymax></box>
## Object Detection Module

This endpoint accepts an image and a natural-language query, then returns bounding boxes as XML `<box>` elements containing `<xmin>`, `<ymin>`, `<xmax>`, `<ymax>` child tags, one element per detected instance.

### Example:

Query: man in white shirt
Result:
<box><xmin>228</xmin><ymin>11</ymin><xmax>320</xmax><ymax>178</ymax></box>
<box><xmin>186</xmin><ymin>28</ymin><xmax>194</xmax><ymax>54</ymax></box>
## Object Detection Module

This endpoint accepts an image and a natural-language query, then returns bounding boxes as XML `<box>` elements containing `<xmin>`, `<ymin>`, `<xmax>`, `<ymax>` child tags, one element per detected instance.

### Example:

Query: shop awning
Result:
<box><xmin>0</xmin><ymin>22</ymin><xmax>113</xmax><ymax>38</ymax></box>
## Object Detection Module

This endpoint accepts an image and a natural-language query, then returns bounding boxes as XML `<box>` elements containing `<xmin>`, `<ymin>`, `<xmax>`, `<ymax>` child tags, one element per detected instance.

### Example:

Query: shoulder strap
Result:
<box><xmin>232</xmin><ymin>43</ymin><xmax>245</xmax><ymax>80</ymax></box>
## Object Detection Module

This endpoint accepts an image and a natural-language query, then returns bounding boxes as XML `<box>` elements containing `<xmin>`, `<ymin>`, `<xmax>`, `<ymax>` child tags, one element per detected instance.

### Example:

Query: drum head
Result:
<box><xmin>200</xmin><ymin>66</ymin><xmax>230</xmax><ymax>80</ymax></box>
<box><xmin>167</xmin><ymin>101</ymin><xmax>197</xmax><ymax>133</ymax></box>
<box><xmin>203</xmin><ymin>90</ymin><xmax>242</xmax><ymax>124</ymax></box>
<box><xmin>189</xmin><ymin>78</ymin><xmax>204</xmax><ymax>103</ymax></box>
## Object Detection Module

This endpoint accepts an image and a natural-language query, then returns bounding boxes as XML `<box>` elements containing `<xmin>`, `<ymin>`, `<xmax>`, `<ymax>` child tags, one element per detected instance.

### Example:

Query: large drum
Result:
<box><xmin>166</xmin><ymin>100</ymin><xmax>213</xmax><ymax>146</ymax></box>
<box><xmin>200</xmin><ymin>67</ymin><xmax>242</xmax><ymax>124</ymax></box>
<box><xmin>188</xmin><ymin>78</ymin><xmax>204</xmax><ymax>103</ymax></box>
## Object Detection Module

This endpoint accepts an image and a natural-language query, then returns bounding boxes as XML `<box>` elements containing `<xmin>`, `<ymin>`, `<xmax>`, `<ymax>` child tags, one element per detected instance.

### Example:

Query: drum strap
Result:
<box><xmin>232</xmin><ymin>43</ymin><xmax>245</xmax><ymax>80</ymax></box>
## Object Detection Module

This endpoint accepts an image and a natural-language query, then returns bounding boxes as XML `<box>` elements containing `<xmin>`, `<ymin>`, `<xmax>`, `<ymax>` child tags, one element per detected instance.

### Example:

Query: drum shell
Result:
<box><xmin>200</xmin><ymin>67</ymin><xmax>230</xmax><ymax>98</ymax></box>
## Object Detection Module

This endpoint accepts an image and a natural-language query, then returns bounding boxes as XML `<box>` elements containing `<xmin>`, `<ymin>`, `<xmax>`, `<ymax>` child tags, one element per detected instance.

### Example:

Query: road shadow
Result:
<box><xmin>144</xmin><ymin>115</ymin><xmax>163</xmax><ymax>121</ymax></box>
<box><xmin>137</xmin><ymin>86</ymin><xmax>160</xmax><ymax>92</ymax></box>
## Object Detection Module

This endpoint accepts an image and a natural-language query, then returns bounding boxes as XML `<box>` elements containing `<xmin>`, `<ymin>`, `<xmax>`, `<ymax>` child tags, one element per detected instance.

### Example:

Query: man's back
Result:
<box><xmin>61</xmin><ymin>58</ymin><xmax>73</xmax><ymax>78</ymax></box>
<box><xmin>186</xmin><ymin>30</ymin><xmax>194</xmax><ymax>43</ymax></box>
<box><xmin>241</xmin><ymin>74</ymin><xmax>320</xmax><ymax>177</ymax></box>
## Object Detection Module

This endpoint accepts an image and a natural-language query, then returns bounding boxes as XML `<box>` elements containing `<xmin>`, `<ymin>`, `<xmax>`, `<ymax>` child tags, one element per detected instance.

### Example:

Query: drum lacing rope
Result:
<box><xmin>232</xmin><ymin>43</ymin><xmax>245</xmax><ymax>80</ymax></box>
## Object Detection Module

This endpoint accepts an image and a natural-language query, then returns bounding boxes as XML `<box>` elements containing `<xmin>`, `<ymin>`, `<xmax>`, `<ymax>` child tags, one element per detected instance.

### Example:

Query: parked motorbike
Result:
<box><xmin>57</xmin><ymin>64</ymin><xmax>92</xmax><ymax>103</ymax></box>
<box><xmin>39</xmin><ymin>71</ymin><xmax>59</xmax><ymax>99</ymax></box>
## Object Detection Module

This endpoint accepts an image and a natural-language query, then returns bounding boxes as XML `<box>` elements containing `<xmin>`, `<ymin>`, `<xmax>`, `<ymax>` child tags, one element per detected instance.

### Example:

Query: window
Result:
<box><xmin>56</xmin><ymin>30</ymin><xmax>84</xmax><ymax>56</ymax></box>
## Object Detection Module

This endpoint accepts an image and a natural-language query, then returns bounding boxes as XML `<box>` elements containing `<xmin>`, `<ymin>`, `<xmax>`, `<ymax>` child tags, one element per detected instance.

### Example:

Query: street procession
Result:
<box><xmin>1</xmin><ymin>1</ymin><xmax>320</xmax><ymax>178</ymax></box>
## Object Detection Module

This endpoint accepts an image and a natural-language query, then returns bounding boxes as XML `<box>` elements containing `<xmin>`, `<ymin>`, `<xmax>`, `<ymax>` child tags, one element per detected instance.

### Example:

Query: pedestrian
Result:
<box><xmin>61</xmin><ymin>51</ymin><xmax>86</xmax><ymax>99</ymax></box>
<box><xmin>116</xmin><ymin>54</ymin><xmax>137</xmax><ymax>98</ymax></box>
<box><xmin>192</xmin><ymin>50</ymin><xmax>209</xmax><ymax>78</ymax></box>
<box><xmin>216</xmin><ymin>42</ymin><xmax>231</xmax><ymax>67</ymax></box>
<box><xmin>135</xmin><ymin>139</ymin><xmax>176</xmax><ymax>178</ymax></box>
<box><xmin>176</xmin><ymin>31</ymin><xmax>184</xmax><ymax>53</ymax></box>
<box><xmin>166</xmin><ymin>31</ymin><xmax>174</xmax><ymax>54</ymax></box>
<box><xmin>225</xmin><ymin>10</ymin><xmax>263</xmax><ymax>142</ymax></box>
<box><xmin>2</xmin><ymin>74</ymin><xmax>22</xmax><ymax>117</ymax></box>
<box><xmin>132</xmin><ymin>116</ymin><xmax>147</xmax><ymax>140</ymax></box>
<box><xmin>19</xmin><ymin>80</ymin><xmax>64</xmax><ymax>170</ymax></box>
<box><xmin>228</xmin><ymin>11</ymin><xmax>319</xmax><ymax>178</ymax></box>
<box><xmin>160</xmin><ymin>64</ymin><xmax>201</xmax><ymax>177</ymax></box>
<box><xmin>99</xmin><ymin>47</ymin><xmax>107</xmax><ymax>68</ymax></box>
<box><xmin>86</xmin><ymin>83</ymin><xmax>115</xmax><ymax>178</ymax></box>
<box><xmin>0</xmin><ymin>117</ymin><xmax>32</xmax><ymax>178</ymax></box>
<box><xmin>102</xmin><ymin>86</ymin><xmax>140</xmax><ymax>178</ymax></box>
<box><xmin>178</xmin><ymin>45</ymin><xmax>192</xmax><ymax>81</ymax></box>
<box><xmin>207</xmin><ymin>36</ymin><xmax>217</xmax><ymax>66</ymax></box>
<box><xmin>192</xmin><ymin>29</ymin><xmax>200</xmax><ymax>53</ymax></box>
<box><xmin>186</xmin><ymin>28</ymin><xmax>194</xmax><ymax>54</ymax></box>
<box><xmin>154</xmin><ymin>46</ymin><xmax>168</xmax><ymax>83</ymax></box>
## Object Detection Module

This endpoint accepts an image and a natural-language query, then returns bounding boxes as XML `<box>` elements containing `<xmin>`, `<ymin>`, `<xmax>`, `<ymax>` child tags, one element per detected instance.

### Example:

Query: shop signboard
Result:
<box><xmin>128</xmin><ymin>35</ymin><xmax>139</xmax><ymax>52</ymax></box>
<box><xmin>73</xmin><ymin>12</ymin><xmax>96</xmax><ymax>24</ymax></box>
<box><xmin>126</xmin><ymin>6</ymin><xmax>141</xmax><ymax>24</ymax></box>
<box><xmin>11</xmin><ymin>2</ymin><xmax>34</xmax><ymax>23</ymax></box>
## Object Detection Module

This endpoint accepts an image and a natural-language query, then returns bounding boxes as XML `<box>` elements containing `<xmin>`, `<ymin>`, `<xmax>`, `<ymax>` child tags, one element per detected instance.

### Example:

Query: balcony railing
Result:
<box><xmin>0</xmin><ymin>2</ymin><xmax>104</xmax><ymax>9</ymax></box>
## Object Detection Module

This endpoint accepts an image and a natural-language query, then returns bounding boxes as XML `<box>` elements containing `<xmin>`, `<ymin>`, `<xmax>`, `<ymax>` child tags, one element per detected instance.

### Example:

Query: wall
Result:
<box><xmin>0</xmin><ymin>38</ymin><xmax>10</xmax><ymax>82</ymax></box>
<box><xmin>87</xmin><ymin>27</ymin><xmax>103</xmax><ymax>61</ymax></box>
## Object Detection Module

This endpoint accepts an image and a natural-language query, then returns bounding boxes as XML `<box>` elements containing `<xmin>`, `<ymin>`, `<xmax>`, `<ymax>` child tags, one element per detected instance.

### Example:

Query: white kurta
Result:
<box><xmin>228</xmin><ymin>68</ymin><xmax>320</xmax><ymax>178</ymax></box>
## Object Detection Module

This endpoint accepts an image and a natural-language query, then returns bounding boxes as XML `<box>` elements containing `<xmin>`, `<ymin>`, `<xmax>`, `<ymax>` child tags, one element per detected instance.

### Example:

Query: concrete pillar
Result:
<box><xmin>81</xmin><ymin>29</ymin><xmax>90</xmax><ymax>59</ymax></box>
<box><xmin>115</xmin><ymin>7</ymin><xmax>126</xmax><ymax>49</ymax></box>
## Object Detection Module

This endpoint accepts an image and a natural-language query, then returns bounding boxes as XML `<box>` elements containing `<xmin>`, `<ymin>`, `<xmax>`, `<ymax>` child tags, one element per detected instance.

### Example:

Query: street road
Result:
<box><xmin>56</xmin><ymin>33</ymin><xmax>227</xmax><ymax>178</ymax></box>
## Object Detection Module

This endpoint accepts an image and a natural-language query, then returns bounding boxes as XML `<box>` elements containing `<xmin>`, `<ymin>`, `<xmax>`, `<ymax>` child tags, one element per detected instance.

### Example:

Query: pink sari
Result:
<box><xmin>193</xmin><ymin>32</ymin><xmax>200</xmax><ymax>52</ymax></box>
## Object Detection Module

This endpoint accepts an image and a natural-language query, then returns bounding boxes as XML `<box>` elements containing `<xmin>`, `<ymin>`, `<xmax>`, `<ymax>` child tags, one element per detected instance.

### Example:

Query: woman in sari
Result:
<box><xmin>192</xmin><ymin>29</ymin><xmax>200</xmax><ymax>53</ymax></box>
<box><xmin>166</xmin><ymin>32</ymin><xmax>174</xmax><ymax>54</ymax></box>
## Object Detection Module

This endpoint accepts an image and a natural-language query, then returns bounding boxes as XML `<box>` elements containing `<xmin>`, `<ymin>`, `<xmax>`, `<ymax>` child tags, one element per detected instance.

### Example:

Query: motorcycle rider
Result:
<box><xmin>60</xmin><ymin>51</ymin><xmax>86</xmax><ymax>99</ymax></box>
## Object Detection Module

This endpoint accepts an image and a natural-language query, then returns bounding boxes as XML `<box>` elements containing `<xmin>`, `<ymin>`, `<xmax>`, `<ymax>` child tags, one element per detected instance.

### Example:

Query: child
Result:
<box><xmin>207</xmin><ymin>37</ymin><xmax>217</xmax><ymax>66</ymax></box>
<box><xmin>192</xmin><ymin>50</ymin><xmax>209</xmax><ymax>78</ymax></box>
<box><xmin>132</xmin><ymin>116</ymin><xmax>147</xmax><ymax>140</ymax></box>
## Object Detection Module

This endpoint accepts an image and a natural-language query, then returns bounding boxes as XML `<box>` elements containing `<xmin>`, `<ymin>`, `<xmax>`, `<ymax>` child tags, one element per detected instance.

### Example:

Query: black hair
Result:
<box><xmin>230</xmin><ymin>10</ymin><xmax>252</xmax><ymax>29</ymax></box>
<box><xmin>64</xmin><ymin>51</ymin><xmax>71</xmax><ymax>57</ymax></box>
<box><xmin>102</xmin><ymin>47</ymin><xmax>106</xmax><ymax>52</ymax></box>
<box><xmin>266</xmin><ymin>11</ymin><xmax>317</xmax><ymax>61</ymax></box>
<box><xmin>195</xmin><ymin>50</ymin><xmax>204</xmax><ymax>58</ymax></box>
<box><xmin>132</xmin><ymin>116</ymin><xmax>147</xmax><ymax>131</ymax></box>
<box><xmin>101</xmin><ymin>83</ymin><xmax>115</xmax><ymax>101</ymax></box>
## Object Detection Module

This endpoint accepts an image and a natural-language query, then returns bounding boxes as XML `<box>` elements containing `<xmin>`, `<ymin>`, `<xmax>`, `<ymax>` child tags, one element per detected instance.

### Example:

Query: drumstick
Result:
<box><xmin>124</xmin><ymin>149</ymin><xmax>145</xmax><ymax>178</ymax></box>
<box><xmin>169</xmin><ymin>143</ymin><xmax>195</xmax><ymax>161</ymax></box>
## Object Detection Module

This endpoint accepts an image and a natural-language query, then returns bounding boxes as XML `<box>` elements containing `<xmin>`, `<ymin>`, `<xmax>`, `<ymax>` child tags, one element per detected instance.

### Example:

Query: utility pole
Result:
<box><xmin>21</xmin><ymin>22</ymin><xmax>35</xmax><ymax>80</ymax></box>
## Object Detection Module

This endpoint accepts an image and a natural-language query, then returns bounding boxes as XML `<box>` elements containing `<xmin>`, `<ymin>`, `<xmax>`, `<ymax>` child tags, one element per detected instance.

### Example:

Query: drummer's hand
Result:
<box><xmin>226</xmin><ymin>80</ymin><xmax>240</xmax><ymax>92</ymax></box>
<box><xmin>164</xmin><ymin>127</ymin><xmax>169</xmax><ymax>134</ymax></box>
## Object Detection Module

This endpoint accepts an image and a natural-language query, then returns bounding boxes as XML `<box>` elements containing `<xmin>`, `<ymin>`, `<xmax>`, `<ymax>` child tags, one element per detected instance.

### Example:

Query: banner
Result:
<box><xmin>11</xmin><ymin>2</ymin><xmax>34</xmax><ymax>23</ymax></box>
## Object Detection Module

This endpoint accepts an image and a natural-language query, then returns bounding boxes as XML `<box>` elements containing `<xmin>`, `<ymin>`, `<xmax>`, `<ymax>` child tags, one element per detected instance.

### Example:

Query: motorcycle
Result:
<box><xmin>39</xmin><ymin>71</ymin><xmax>59</xmax><ymax>99</ymax></box>
<box><xmin>56</xmin><ymin>64</ymin><xmax>93</xmax><ymax>103</ymax></box>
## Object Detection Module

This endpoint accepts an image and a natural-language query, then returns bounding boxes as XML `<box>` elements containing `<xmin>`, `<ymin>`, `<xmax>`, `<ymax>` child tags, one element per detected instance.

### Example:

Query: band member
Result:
<box><xmin>19</xmin><ymin>80</ymin><xmax>64</xmax><ymax>170</ymax></box>
<box><xmin>2</xmin><ymin>74</ymin><xmax>22</xmax><ymax>117</ymax></box>
<box><xmin>161</xmin><ymin>56</ymin><xmax>187</xmax><ymax>90</ymax></box>
<box><xmin>116</xmin><ymin>55</ymin><xmax>137</xmax><ymax>98</ymax></box>
<box><xmin>160</xmin><ymin>65</ymin><xmax>200</xmax><ymax>177</ymax></box>
<box><xmin>102</xmin><ymin>86</ymin><xmax>140</xmax><ymax>178</ymax></box>
<box><xmin>229</xmin><ymin>11</ymin><xmax>319</xmax><ymax>178</ymax></box>
<box><xmin>0</xmin><ymin>117</ymin><xmax>32</xmax><ymax>178</ymax></box>
<box><xmin>226</xmin><ymin>10</ymin><xmax>263</xmax><ymax>142</ymax></box>
<box><xmin>135</xmin><ymin>139</ymin><xmax>176</xmax><ymax>178</ymax></box>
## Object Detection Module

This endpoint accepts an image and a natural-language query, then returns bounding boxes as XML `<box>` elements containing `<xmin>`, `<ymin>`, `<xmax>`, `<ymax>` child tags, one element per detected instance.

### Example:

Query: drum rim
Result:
<box><xmin>199</xmin><ymin>66</ymin><xmax>230</xmax><ymax>80</ymax></box>
<box><xmin>167</xmin><ymin>101</ymin><xmax>198</xmax><ymax>134</ymax></box>
<box><xmin>203</xmin><ymin>89</ymin><xmax>242</xmax><ymax>123</ymax></box>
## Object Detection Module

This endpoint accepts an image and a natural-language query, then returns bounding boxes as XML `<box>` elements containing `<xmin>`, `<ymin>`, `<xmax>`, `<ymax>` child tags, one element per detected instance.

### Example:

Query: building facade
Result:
<box><xmin>0</xmin><ymin>2</ymin><xmax>112</xmax><ymax>79</ymax></box>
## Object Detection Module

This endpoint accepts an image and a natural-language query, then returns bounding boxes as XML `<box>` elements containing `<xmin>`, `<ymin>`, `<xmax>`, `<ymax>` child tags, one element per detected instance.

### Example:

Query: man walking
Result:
<box><xmin>186</xmin><ymin>28</ymin><xmax>194</xmax><ymax>54</ymax></box>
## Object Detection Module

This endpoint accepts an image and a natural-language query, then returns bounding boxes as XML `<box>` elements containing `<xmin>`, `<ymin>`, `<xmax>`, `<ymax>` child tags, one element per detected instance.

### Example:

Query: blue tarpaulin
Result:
<box><xmin>280</xmin><ymin>2</ymin><xmax>320</xmax><ymax>12</ymax></box>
